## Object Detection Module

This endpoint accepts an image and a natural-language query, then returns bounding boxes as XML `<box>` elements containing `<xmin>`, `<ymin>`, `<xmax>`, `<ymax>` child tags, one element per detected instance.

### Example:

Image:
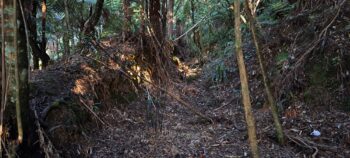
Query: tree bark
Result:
<box><xmin>233</xmin><ymin>0</ymin><xmax>259</xmax><ymax>157</ymax></box>
<box><xmin>1</xmin><ymin>1</ymin><xmax>6</xmax><ymax>150</ymax></box>
<box><xmin>16</xmin><ymin>0</ymin><xmax>34</xmax><ymax>147</ymax></box>
<box><xmin>31</xmin><ymin>0</ymin><xmax>39</xmax><ymax>69</ymax></box>
<box><xmin>41</xmin><ymin>0</ymin><xmax>47</xmax><ymax>62</ymax></box>
<box><xmin>243</xmin><ymin>0</ymin><xmax>284</xmax><ymax>144</ymax></box>
<box><xmin>190</xmin><ymin>0</ymin><xmax>201</xmax><ymax>51</ymax></box>
<box><xmin>161</xmin><ymin>0</ymin><xmax>167</xmax><ymax>38</ymax></box>
<box><xmin>82</xmin><ymin>0</ymin><xmax>105</xmax><ymax>36</ymax></box>
<box><xmin>63</xmin><ymin>0</ymin><xmax>70</xmax><ymax>56</ymax></box>
<box><xmin>166</xmin><ymin>0</ymin><xmax>174</xmax><ymax>39</ymax></box>
<box><xmin>28</xmin><ymin>0</ymin><xmax>50</xmax><ymax>69</ymax></box>
<box><xmin>150</xmin><ymin>0</ymin><xmax>162</xmax><ymax>42</ymax></box>
<box><xmin>123</xmin><ymin>0</ymin><xmax>131</xmax><ymax>41</ymax></box>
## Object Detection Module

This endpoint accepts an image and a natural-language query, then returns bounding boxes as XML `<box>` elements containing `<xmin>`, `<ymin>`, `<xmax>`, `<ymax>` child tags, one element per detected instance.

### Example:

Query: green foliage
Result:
<box><xmin>105</xmin><ymin>0</ymin><xmax>120</xmax><ymax>12</ymax></box>
<box><xmin>212</xmin><ymin>62</ymin><xmax>227</xmax><ymax>83</ymax></box>
<box><xmin>257</xmin><ymin>0</ymin><xmax>294</xmax><ymax>25</ymax></box>
<box><xmin>275</xmin><ymin>51</ymin><xmax>288</xmax><ymax>64</ymax></box>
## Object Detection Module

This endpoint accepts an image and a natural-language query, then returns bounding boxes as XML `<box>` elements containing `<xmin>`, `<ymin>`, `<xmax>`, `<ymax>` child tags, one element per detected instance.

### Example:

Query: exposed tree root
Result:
<box><xmin>83</xmin><ymin>42</ymin><xmax>214</xmax><ymax>123</ymax></box>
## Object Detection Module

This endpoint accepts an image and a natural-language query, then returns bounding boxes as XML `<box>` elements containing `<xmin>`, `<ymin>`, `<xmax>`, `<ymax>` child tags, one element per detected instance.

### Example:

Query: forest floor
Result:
<box><xmin>28</xmin><ymin>3</ymin><xmax>350</xmax><ymax>157</ymax></box>
<box><xmin>29</xmin><ymin>37</ymin><xmax>350</xmax><ymax>158</ymax></box>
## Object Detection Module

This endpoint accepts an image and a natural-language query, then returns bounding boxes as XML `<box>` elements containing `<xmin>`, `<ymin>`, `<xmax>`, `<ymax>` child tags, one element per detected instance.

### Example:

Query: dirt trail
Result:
<box><xmin>87</xmin><ymin>70</ymin><xmax>295</xmax><ymax>158</ymax></box>
<box><xmin>29</xmin><ymin>41</ymin><xmax>350</xmax><ymax>157</ymax></box>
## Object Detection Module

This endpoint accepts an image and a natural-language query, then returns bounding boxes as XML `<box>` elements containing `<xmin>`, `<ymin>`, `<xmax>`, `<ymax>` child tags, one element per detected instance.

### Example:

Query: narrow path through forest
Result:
<box><xmin>29</xmin><ymin>40</ymin><xmax>350</xmax><ymax>157</ymax></box>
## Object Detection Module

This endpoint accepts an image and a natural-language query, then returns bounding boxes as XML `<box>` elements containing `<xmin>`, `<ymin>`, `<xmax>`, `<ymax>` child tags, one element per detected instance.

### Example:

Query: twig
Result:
<box><xmin>287</xmin><ymin>134</ymin><xmax>319</xmax><ymax>158</ymax></box>
<box><xmin>286</xmin><ymin>133</ymin><xmax>338</xmax><ymax>156</ymax></box>
<box><xmin>1</xmin><ymin>140</ymin><xmax>10</xmax><ymax>157</ymax></box>
<box><xmin>33</xmin><ymin>107</ymin><xmax>59</xmax><ymax>157</ymax></box>
<box><xmin>214</xmin><ymin>98</ymin><xmax>235</xmax><ymax>111</ymax></box>
<box><xmin>312</xmin><ymin>147</ymin><xmax>319</xmax><ymax>158</ymax></box>
<box><xmin>79</xmin><ymin>97</ymin><xmax>107</xmax><ymax>126</ymax></box>
<box><xmin>294</xmin><ymin>0</ymin><xmax>346</xmax><ymax>67</ymax></box>
<box><xmin>174</xmin><ymin>17</ymin><xmax>206</xmax><ymax>41</ymax></box>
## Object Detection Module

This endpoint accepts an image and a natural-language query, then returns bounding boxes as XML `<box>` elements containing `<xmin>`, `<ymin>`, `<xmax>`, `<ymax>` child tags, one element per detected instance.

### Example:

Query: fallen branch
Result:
<box><xmin>173</xmin><ymin>16</ymin><xmax>206</xmax><ymax>42</ymax></box>
<box><xmin>214</xmin><ymin>98</ymin><xmax>235</xmax><ymax>111</ymax></box>
<box><xmin>286</xmin><ymin>134</ymin><xmax>318</xmax><ymax>157</ymax></box>
<box><xmin>286</xmin><ymin>133</ymin><xmax>338</xmax><ymax>157</ymax></box>
<box><xmin>33</xmin><ymin>107</ymin><xmax>60</xmax><ymax>158</ymax></box>
<box><xmin>294</xmin><ymin>0</ymin><xmax>346</xmax><ymax>67</ymax></box>
<box><xmin>79</xmin><ymin>97</ymin><xmax>108</xmax><ymax>126</ymax></box>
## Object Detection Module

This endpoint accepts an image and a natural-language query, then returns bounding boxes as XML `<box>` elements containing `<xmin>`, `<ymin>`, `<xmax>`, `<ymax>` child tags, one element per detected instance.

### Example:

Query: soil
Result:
<box><xmin>29</xmin><ymin>40</ymin><xmax>350</xmax><ymax>157</ymax></box>
<box><xmin>28</xmin><ymin>2</ymin><xmax>350</xmax><ymax>157</ymax></box>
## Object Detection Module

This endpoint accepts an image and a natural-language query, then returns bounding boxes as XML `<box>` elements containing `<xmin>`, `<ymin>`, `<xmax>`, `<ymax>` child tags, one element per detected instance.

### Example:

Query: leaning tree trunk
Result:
<box><xmin>244</xmin><ymin>0</ymin><xmax>285</xmax><ymax>144</ymax></box>
<box><xmin>82</xmin><ymin>0</ymin><xmax>105</xmax><ymax>36</ymax></box>
<box><xmin>233</xmin><ymin>0</ymin><xmax>259</xmax><ymax>157</ymax></box>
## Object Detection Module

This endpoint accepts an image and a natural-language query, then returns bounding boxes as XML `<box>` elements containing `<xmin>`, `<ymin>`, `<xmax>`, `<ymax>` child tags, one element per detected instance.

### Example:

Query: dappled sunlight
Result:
<box><xmin>173</xmin><ymin>56</ymin><xmax>201</xmax><ymax>78</ymax></box>
<box><xmin>107</xmin><ymin>59</ymin><xmax>121</xmax><ymax>70</ymax></box>
<box><xmin>6</xmin><ymin>0</ymin><xmax>349</xmax><ymax>157</ymax></box>
<box><xmin>72</xmin><ymin>78</ymin><xmax>89</xmax><ymax>95</ymax></box>
<box><xmin>72</xmin><ymin>64</ymin><xmax>100</xmax><ymax>96</ymax></box>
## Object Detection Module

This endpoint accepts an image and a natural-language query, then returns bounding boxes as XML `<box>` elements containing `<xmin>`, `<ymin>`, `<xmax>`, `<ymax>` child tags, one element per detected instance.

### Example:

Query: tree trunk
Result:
<box><xmin>63</xmin><ymin>0</ymin><xmax>70</xmax><ymax>56</ymax></box>
<box><xmin>28</xmin><ymin>0</ymin><xmax>50</xmax><ymax>69</ymax></box>
<box><xmin>243</xmin><ymin>0</ymin><xmax>284</xmax><ymax>144</ymax></box>
<box><xmin>161</xmin><ymin>0</ymin><xmax>167</xmax><ymax>38</ymax></box>
<box><xmin>123</xmin><ymin>0</ymin><xmax>131</xmax><ymax>41</ymax></box>
<box><xmin>150</xmin><ymin>0</ymin><xmax>162</xmax><ymax>42</ymax></box>
<box><xmin>1</xmin><ymin>1</ymin><xmax>6</xmax><ymax>151</ymax></box>
<box><xmin>82</xmin><ymin>0</ymin><xmax>105</xmax><ymax>36</ymax></box>
<box><xmin>41</xmin><ymin>0</ymin><xmax>47</xmax><ymax>65</ymax></box>
<box><xmin>233</xmin><ymin>0</ymin><xmax>259</xmax><ymax>157</ymax></box>
<box><xmin>190</xmin><ymin>0</ymin><xmax>201</xmax><ymax>51</ymax></box>
<box><xmin>166</xmin><ymin>0</ymin><xmax>174</xmax><ymax>39</ymax></box>
<box><xmin>30</xmin><ymin>0</ymin><xmax>39</xmax><ymax>69</ymax></box>
<box><xmin>139</xmin><ymin>0</ymin><xmax>145</xmax><ymax>54</ymax></box>
<box><xmin>28</xmin><ymin>36</ymin><xmax>50</xmax><ymax>68</ymax></box>
<box><xmin>16</xmin><ymin>0</ymin><xmax>34</xmax><ymax>147</ymax></box>
<box><xmin>145</xmin><ymin>0</ymin><xmax>149</xmax><ymax>19</ymax></box>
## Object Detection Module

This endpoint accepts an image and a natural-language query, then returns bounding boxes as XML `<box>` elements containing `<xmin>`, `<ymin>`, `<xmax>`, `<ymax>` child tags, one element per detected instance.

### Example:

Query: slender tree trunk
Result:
<box><xmin>82</xmin><ymin>0</ymin><xmax>105</xmax><ymax>36</ymax></box>
<box><xmin>161</xmin><ymin>0</ymin><xmax>167</xmax><ymax>38</ymax></box>
<box><xmin>243</xmin><ymin>0</ymin><xmax>284</xmax><ymax>144</ymax></box>
<box><xmin>16</xmin><ymin>0</ymin><xmax>34</xmax><ymax>146</ymax></box>
<box><xmin>1</xmin><ymin>0</ymin><xmax>5</xmax><ymax>109</ymax></box>
<box><xmin>190</xmin><ymin>0</ymin><xmax>201</xmax><ymax>51</ymax></box>
<box><xmin>30</xmin><ymin>0</ymin><xmax>39</xmax><ymax>69</ymax></box>
<box><xmin>41</xmin><ymin>0</ymin><xmax>47</xmax><ymax>67</ymax></box>
<box><xmin>123</xmin><ymin>0</ymin><xmax>131</xmax><ymax>41</ymax></box>
<box><xmin>140</xmin><ymin>0</ymin><xmax>145</xmax><ymax>54</ymax></box>
<box><xmin>145</xmin><ymin>0</ymin><xmax>149</xmax><ymax>19</ymax></box>
<box><xmin>63</xmin><ymin>0</ymin><xmax>70</xmax><ymax>56</ymax></box>
<box><xmin>0</xmin><ymin>0</ymin><xmax>6</xmax><ymax>152</ymax></box>
<box><xmin>140</xmin><ymin>0</ymin><xmax>145</xmax><ymax>34</ymax></box>
<box><xmin>150</xmin><ymin>0</ymin><xmax>162</xmax><ymax>42</ymax></box>
<box><xmin>20</xmin><ymin>0</ymin><xmax>50</xmax><ymax>69</ymax></box>
<box><xmin>166</xmin><ymin>0</ymin><xmax>174</xmax><ymax>39</ymax></box>
<box><xmin>233</xmin><ymin>1</ymin><xmax>259</xmax><ymax>157</ymax></box>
